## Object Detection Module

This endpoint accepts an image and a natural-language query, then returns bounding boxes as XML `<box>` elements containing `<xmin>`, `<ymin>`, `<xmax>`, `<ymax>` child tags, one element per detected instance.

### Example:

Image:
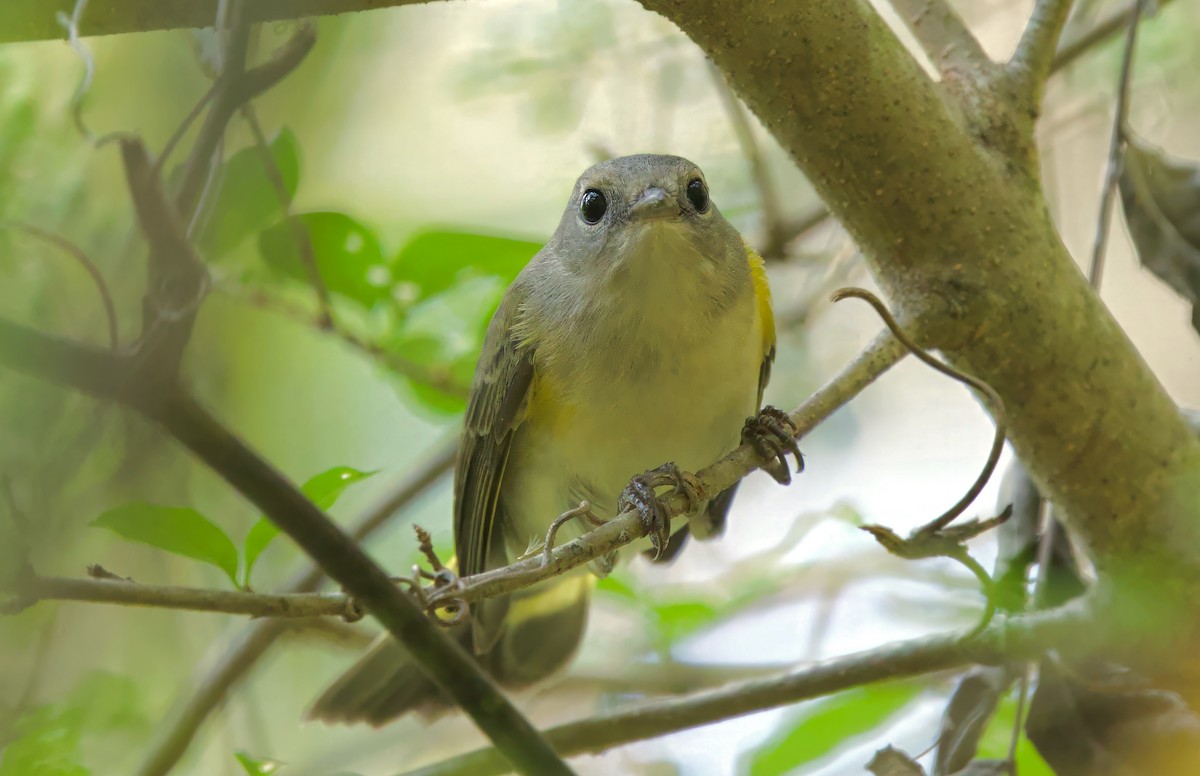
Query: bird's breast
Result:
<box><xmin>504</xmin><ymin>286</ymin><xmax>763</xmax><ymax>547</ymax></box>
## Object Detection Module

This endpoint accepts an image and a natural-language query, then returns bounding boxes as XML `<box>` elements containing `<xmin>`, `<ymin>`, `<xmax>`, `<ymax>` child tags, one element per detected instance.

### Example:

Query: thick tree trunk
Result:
<box><xmin>638</xmin><ymin>0</ymin><xmax>1200</xmax><ymax>688</ymax></box>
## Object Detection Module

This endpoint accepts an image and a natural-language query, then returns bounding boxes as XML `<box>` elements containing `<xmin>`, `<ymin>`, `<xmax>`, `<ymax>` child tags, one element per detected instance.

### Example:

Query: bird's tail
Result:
<box><xmin>306</xmin><ymin>575</ymin><xmax>592</xmax><ymax>726</ymax></box>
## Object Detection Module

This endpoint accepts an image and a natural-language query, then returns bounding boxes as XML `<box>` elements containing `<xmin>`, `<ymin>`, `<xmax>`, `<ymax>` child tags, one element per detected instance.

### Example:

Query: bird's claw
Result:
<box><xmin>742</xmin><ymin>405</ymin><xmax>804</xmax><ymax>485</ymax></box>
<box><xmin>618</xmin><ymin>462</ymin><xmax>703</xmax><ymax>561</ymax></box>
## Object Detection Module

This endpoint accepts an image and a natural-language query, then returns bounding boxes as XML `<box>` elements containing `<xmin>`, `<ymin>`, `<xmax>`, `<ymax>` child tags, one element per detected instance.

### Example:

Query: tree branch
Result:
<box><xmin>400</xmin><ymin>603</ymin><xmax>1096</xmax><ymax>776</ymax></box>
<box><xmin>146</xmin><ymin>392</ymin><xmax>568</xmax><ymax>774</ymax></box>
<box><xmin>136</xmin><ymin>442</ymin><xmax>456</xmax><ymax>776</ymax></box>
<box><xmin>1006</xmin><ymin>0</ymin><xmax>1075</xmax><ymax>116</ymax></box>
<box><xmin>3</xmin><ymin>575</ymin><xmax>362</xmax><ymax>619</ymax></box>
<box><xmin>0</xmin><ymin>0</ymin><xmax>423</xmax><ymax>42</ymax></box>
<box><xmin>1051</xmin><ymin>0</ymin><xmax>1170</xmax><ymax>72</ymax></box>
<box><xmin>1087</xmin><ymin>0</ymin><xmax>1146</xmax><ymax>289</ymax></box>
<box><xmin>232</xmin><ymin>288</ymin><xmax>470</xmax><ymax>398</ymax></box>
<box><xmin>639</xmin><ymin>0</ymin><xmax>1200</xmax><ymax>692</ymax></box>
<box><xmin>890</xmin><ymin>0</ymin><xmax>991</xmax><ymax>77</ymax></box>
<box><xmin>746</xmin><ymin>0</ymin><xmax>1177</xmax><ymax>250</ymax></box>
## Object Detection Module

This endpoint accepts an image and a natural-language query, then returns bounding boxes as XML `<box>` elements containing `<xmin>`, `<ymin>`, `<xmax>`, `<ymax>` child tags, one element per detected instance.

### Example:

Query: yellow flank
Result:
<box><xmin>507</xmin><ymin>574</ymin><xmax>594</xmax><ymax>621</ymax></box>
<box><xmin>525</xmin><ymin>369</ymin><xmax>575</xmax><ymax>435</ymax></box>
<box><xmin>747</xmin><ymin>245</ymin><xmax>775</xmax><ymax>360</ymax></box>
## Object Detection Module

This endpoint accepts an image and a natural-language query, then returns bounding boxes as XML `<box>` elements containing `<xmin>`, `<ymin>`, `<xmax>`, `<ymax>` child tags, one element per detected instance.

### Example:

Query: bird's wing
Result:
<box><xmin>454</xmin><ymin>280</ymin><xmax>536</xmax><ymax>651</ymax></box>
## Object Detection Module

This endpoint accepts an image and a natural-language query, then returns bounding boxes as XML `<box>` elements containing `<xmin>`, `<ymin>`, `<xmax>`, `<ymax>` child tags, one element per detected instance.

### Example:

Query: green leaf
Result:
<box><xmin>390</xmin><ymin>230</ymin><xmax>540</xmax><ymax>305</ymax></box>
<box><xmin>0</xmin><ymin>705</ymin><xmax>88</xmax><ymax>776</ymax></box>
<box><xmin>200</xmin><ymin>128</ymin><xmax>300</xmax><ymax>260</ymax></box>
<box><xmin>92</xmin><ymin>503</ymin><xmax>239</xmax><ymax>587</ymax></box>
<box><xmin>241</xmin><ymin>467</ymin><xmax>377</xmax><ymax>588</ymax></box>
<box><xmin>387</xmin><ymin>275</ymin><xmax>505</xmax><ymax>414</ymax></box>
<box><xmin>258</xmin><ymin>212</ymin><xmax>387</xmax><ymax>307</ymax></box>
<box><xmin>595</xmin><ymin>572</ymin><xmax>640</xmax><ymax>602</ymax></box>
<box><xmin>235</xmin><ymin>753</ymin><xmax>283</xmax><ymax>775</ymax></box>
<box><xmin>746</xmin><ymin>682</ymin><xmax>924</xmax><ymax>775</ymax></box>
<box><xmin>652</xmin><ymin>600</ymin><xmax>720</xmax><ymax>645</ymax></box>
<box><xmin>975</xmin><ymin>694</ymin><xmax>1054</xmax><ymax>776</ymax></box>
<box><xmin>68</xmin><ymin>672</ymin><xmax>149</xmax><ymax>733</ymax></box>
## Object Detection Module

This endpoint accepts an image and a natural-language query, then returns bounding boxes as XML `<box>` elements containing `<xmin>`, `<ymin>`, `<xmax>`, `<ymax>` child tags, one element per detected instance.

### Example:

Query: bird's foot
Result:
<box><xmin>742</xmin><ymin>405</ymin><xmax>804</xmax><ymax>485</ymax></box>
<box><xmin>618</xmin><ymin>462</ymin><xmax>704</xmax><ymax>560</ymax></box>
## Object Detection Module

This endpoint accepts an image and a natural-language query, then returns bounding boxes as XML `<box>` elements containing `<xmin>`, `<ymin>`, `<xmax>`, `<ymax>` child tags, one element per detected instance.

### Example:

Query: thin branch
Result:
<box><xmin>832</xmin><ymin>288</ymin><xmax>1006</xmax><ymax>536</ymax></box>
<box><xmin>400</xmin><ymin>604</ymin><xmax>1096</xmax><ymax>776</ymax></box>
<box><xmin>283</xmin><ymin>616</ymin><xmax>376</xmax><ymax>650</ymax></box>
<box><xmin>241</xmin><ymin>103</ymin><xmax>334</xmax><ymax>327</ymax></box>
<box><xmin>890</xmin><ymin>0</ymin><xmax>991</xmax><ymax>77</ymax></box>
<box><xmin>1088</xmin><ymin>0</ymin><xmax>1146</xmax><ymax>289</ymax></box>
<box><xmin>556</xmin><ymin>660</ymin><xmax>796</xmax><ymax>698</ymax></box>
<box><xmin>135</xmin><ymin>442</ymin><xmax>457</xmax><ymax>776</ymax></box>
<box><xmin>3</xmin><ymin>575</ymin><xmax>362</xmax><ymax>619</ymax></box>
<box><xmin>1007</xmin><ymin>0</ymin><xmax>1076</xmax><ymax>115</ymax></box>
<box><xmin>232</xmin><ymin>287</ymin><xmax>470</xmax><ymax>398</ymax></box>
<box><xmin>707</xmin><ymin>62</ymin><xmax>788</xmax><ymax>260</ymax></box>
<box><xmin>148</xmin><ymin>391</ymin><xmax>568</xmax><ymax>775</ymax></box>
<box><xmin>152</xmin><ymin>81</ymin><xmax>219</xmax><ymax>180</ymax></box>
<box><xmin>425</xmin><ymin>330</ymin><xmax>908</xmax><ymax>612</ymax></box>
<box><xmin>0</xmin><ymin>221</ymin><xmax>119</xmax><ymax>349</ymax></box>
<box><xmin>137</xmin><ymin>621</ymin><xmax>286</xmax><ymax>776</ymax></box>
<box><xmin>1051</xmin><ymin>0</ymin><xmax>1173</xmax><ymax>72</ymax></box>
<box><xmin>762</xmin><ymin>0</ymin><xmax>1177</xmax><ymax>252</ymax></box>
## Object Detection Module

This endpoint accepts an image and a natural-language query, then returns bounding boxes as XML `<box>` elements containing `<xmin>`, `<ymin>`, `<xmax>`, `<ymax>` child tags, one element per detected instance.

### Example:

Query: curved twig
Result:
<box><xmin>152</xmin><ymin>82</ymin><xmax>219</xmax><ymax>180</ymax></box>
<box><xmin>55</xmin><ymin>0</ymin><xmax>123</xmax><ymax>148</ymax></box>
<box><xmin>1088</xmin><ymin>0</ymin><xmax>1147</xmax><ymax>288</ymax></box>
<box><xmin>832</xmin><ymin>287</ymin><xmax>1006</xmax><ymax>535</ymax></box>
<box><xmin>1</xmin><ymin>222</ymin><xmax>119</xmax><ymax>349</ymax></box>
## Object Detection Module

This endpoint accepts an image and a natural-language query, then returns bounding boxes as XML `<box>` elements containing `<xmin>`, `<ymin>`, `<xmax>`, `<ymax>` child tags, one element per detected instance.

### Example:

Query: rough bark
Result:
<box><xmin>637</xmin><ymin>0</ymin><xmax>1200</xmax><ymax>689</ymax></box>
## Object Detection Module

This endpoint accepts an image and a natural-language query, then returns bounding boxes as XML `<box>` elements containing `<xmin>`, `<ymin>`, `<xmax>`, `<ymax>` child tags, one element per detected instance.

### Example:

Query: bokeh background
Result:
<box><xmin>2</xmin><ymin>0</ymin><xmax>1200</xmax><ymax>773</ymax></box>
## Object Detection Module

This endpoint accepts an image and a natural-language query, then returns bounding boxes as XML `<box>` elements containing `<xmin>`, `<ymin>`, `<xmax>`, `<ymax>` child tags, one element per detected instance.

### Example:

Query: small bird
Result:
<box><xmin>308</xmin><ymin>154</ymin><xmax>800</xmax><ymax>724</ymax></box>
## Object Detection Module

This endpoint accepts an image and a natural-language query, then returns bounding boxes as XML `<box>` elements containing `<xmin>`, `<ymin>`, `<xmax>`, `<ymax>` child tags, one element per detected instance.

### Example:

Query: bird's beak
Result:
<box><xmin>629</xmin><ymin>187</ymin><xmax>680</xmax><ymax>221</ymax></box>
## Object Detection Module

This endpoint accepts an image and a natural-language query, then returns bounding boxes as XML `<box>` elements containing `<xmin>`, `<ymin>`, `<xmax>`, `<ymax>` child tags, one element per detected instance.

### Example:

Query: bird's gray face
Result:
<box><xmin>549</xmin><ymin>154</ymin><xmax>743</xmax><ymax>282</ymax></box>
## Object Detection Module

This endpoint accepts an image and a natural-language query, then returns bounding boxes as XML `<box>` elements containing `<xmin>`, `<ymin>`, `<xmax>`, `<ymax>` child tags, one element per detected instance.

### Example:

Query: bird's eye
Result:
<box><xmin>580</xmin><ymin>189</ymin><xmax>608</xmax><ymax>224</ymax></box>
<box><xmin>686</xmin><ymin>178</ymin><xmax>709</xmax><ymax>213</ymax></box>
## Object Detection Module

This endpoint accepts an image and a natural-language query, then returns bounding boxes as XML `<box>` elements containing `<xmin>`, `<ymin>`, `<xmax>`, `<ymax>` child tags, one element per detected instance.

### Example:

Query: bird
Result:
<box><xmin>307</xmin><ymin>153</ymin><xmax>801</xmax><ymax>725</ymax></box>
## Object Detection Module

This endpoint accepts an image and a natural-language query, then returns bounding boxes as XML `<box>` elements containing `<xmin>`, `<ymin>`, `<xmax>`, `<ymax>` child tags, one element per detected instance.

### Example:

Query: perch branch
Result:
<box><xmin>426</xmin><ymin>329</ymin><xmax>907</xmax><ymax>611</ymax></box>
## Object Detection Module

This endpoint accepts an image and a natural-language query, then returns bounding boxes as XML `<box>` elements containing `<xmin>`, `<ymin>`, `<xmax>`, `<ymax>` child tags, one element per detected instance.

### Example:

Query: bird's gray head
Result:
<box><xmin>545</xmin><ymin>154</ymin><xmax>747</xmax><ymax>288</ymax></box>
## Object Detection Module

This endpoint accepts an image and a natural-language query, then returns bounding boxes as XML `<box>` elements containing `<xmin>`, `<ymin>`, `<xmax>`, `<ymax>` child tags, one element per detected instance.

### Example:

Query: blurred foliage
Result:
<box><xmin>2</xmin><ymin>1</ymin><xmax>1198</xmax><ymax>775</ymax></box>
<box><xmin>89</xmin><ymin>466</ymin><xmax>376</xmax><ymax>589</ymax></box>
<box><xmin>201</xmin><ymin>127</ymin><xmax>301</xmax><ymax>260</ymax></box>
<box><xmin>0</xmin><ymin>670</ymin><xmax>149</xmax><ymax>776</ymax></box>
<box><xmin>234</xmin><ymin>751</ymin><xmax>283</xmax><ymax>775</ymax></box>
<box><xmin>974</xmin><ymin>694</ymin><xmax>1054</xmax><ymax>776</ymax></box>
<box><xmin>744</xmin><ymin>683</ymin><xmax>925</xmax><ymax>775</ymax></box>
